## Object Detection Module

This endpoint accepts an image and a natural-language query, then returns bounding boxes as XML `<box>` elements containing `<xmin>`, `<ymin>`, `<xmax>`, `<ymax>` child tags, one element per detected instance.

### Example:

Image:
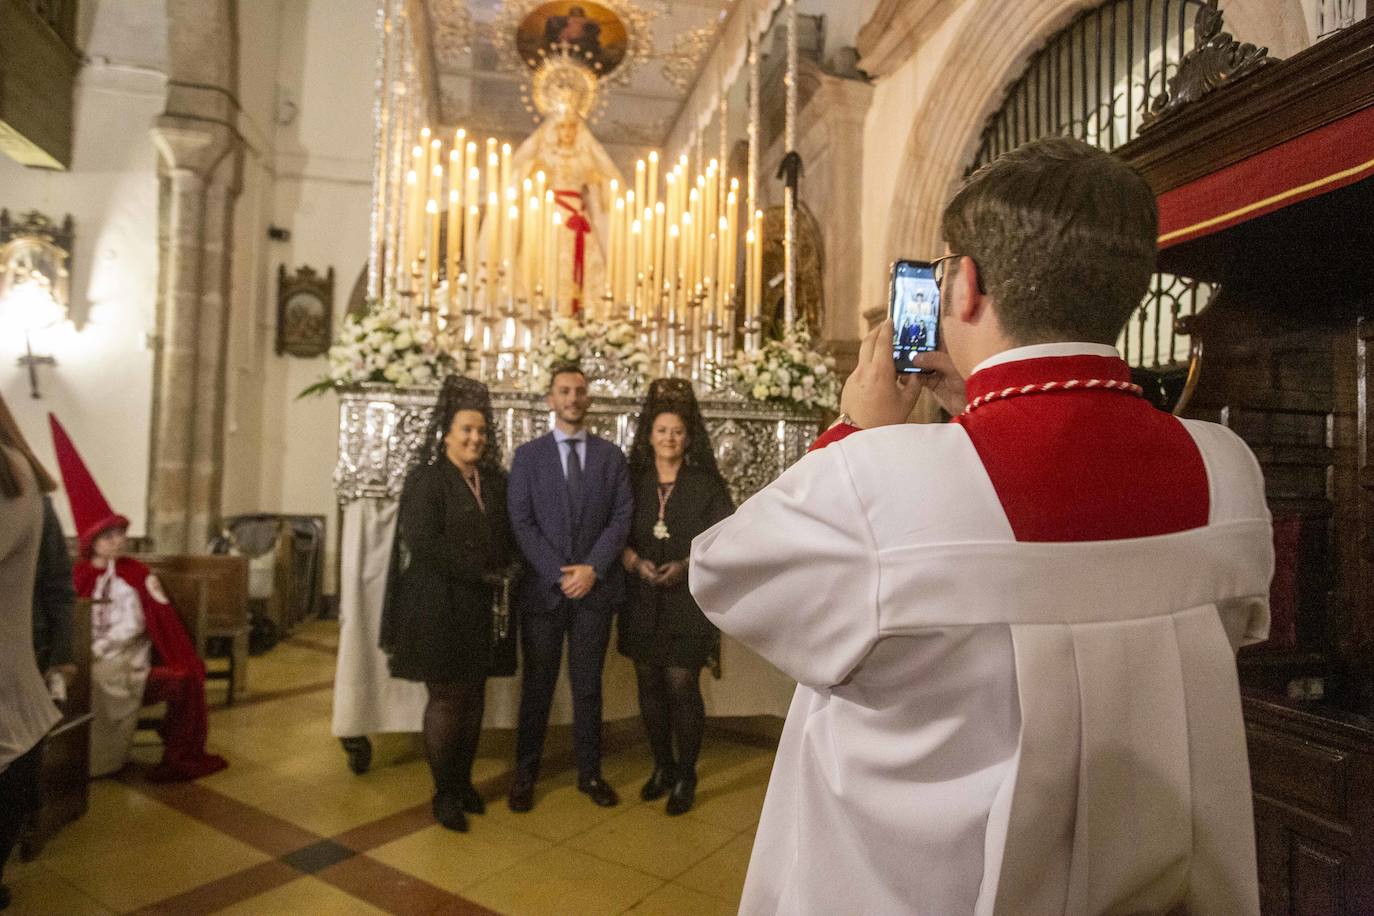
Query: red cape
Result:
<box><xmin>75</xmin><ymin>557</ymin><xmax>227</xmax><ymax>780</ymax></box>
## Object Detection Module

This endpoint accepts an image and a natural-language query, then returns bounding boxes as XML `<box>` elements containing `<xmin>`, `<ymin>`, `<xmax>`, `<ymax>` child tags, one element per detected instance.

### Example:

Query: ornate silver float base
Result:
<box><xmin>334</xmin><ymin>384</ymin><xmax>822</xmax><ymax>506</ymax></box>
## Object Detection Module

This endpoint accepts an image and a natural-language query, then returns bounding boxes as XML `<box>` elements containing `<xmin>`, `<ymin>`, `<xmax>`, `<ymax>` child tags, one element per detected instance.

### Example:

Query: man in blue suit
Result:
<box><xmin>506</xmin><ymin>365</ymin><xmax>633</xmax><ymax>811</ymax></box>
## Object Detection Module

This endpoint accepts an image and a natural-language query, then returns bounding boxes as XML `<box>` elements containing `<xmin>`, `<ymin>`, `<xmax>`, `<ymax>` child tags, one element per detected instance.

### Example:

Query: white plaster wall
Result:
<box><xmin>226</xmin><ymin>0</ymin><xmax>377</xmax><ymax>595</ymax></box>
<box><xmin>0</xmin><ymin>24</ymin><xmax>167</xmax><ymax>538</ymax></box>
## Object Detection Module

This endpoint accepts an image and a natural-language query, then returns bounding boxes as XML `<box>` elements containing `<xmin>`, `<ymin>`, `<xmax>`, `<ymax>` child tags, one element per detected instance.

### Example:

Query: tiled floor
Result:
<box><xmin>6</xmin><ymin>620</ymin><xmax>774</xmax><ymax>915</ymax></box>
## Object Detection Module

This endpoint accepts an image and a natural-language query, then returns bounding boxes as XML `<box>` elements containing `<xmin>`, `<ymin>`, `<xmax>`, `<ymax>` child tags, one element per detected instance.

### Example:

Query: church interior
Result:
<box><xmin>2</xmin><ymin>0</ymin><xmax>1374</xmax><ymax>913</ymax></box>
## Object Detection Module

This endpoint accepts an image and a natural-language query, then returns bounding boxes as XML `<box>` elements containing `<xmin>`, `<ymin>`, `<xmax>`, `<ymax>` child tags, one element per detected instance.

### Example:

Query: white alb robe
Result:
<box><xmin>690</xmin><ymin>419</ymin><xmax>1272</xmax><ymax>915</ymax></box>
<box><xmin>89</xmin><ymin>564</ymin><xmax>152</xmax><ymax>776</ymax></box>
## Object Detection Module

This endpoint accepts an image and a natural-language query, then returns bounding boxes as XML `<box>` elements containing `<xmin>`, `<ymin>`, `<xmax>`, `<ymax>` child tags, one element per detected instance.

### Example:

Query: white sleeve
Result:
<box><xmin>689</xmin><ymin>443</ymin><xmax>879</xmax><ymax>689</ymax></box>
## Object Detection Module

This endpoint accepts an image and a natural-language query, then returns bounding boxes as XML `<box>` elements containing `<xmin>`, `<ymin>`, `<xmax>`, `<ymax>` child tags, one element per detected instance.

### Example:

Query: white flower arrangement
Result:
<box><xmin>727</xmin><ymin>323</ymin><xmax>838</xmax><ymax>412</ymax></box>
<box><xmin>299</xmin><ymin>300</ymin><xmax>454</xmax><ymax>396</ymax></box>
<box><xmin>529</xmin><ymin>315</ymin><xmax>657</xmax><ymax>390</ymax></box>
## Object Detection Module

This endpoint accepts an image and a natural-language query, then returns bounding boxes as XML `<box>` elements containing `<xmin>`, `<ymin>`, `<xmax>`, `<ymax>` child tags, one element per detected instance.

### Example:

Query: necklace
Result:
<box><xmin>962</xmin><ymin>378</ymin><xmax>1144</xmax><ymax>415</ymax></box>
<box><xmin>654</xmin><ymin>481</ymin><xmax>675</xmax><ymax>540</ymax></box>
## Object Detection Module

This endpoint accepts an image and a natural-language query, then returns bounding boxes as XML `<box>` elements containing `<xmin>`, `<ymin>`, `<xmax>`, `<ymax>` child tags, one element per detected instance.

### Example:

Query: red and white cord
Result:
<box><xmin>962</xmin><ymin>378</ymin><xmax>1144</xmax><ymax>414</ymax></box>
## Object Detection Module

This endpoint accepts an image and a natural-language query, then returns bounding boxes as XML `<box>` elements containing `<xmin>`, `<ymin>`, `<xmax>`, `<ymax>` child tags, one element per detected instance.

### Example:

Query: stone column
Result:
<box><xmin>147</xmin><ymin>118</ymin><xmax>243</xmax><ymax>551</ymax></box>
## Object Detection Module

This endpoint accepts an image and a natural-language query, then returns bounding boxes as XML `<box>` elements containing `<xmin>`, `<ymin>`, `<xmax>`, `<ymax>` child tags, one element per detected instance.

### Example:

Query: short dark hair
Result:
<box><xmin>547</xmin><ymin>364</ymin><xmax>588</xmax><ymax>392</ymax></box>
<box><xmin>941</xmin><ymin>137</ymin><xmax>1158</xmax><ymax>345</ymax></box>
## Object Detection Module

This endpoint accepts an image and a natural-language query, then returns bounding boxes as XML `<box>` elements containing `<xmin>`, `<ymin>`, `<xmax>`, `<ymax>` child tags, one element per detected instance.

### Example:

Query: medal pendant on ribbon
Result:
<box><xmin>653</xmin><ymin>520</ymin><xmax>670</xmax><ymax>540</ymax></box>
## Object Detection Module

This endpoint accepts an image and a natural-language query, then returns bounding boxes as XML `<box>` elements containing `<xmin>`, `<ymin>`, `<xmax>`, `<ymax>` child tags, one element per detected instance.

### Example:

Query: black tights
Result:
<box><xmin>634</xmin><ymin>663</ymin><xmax>704</xmax><ymax>775</ymax></box>
<box><xmin>423</xmin><ymin>680</ymin><xmax>486</xmax><ymax>795</ymax></box>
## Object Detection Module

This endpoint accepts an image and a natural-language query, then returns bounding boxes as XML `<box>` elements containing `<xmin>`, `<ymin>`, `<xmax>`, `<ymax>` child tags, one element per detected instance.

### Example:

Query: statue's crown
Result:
<box><xmin>530</xmin><ymin>46</ymin><xmax>600</xmax><ymax>119</ymax></box>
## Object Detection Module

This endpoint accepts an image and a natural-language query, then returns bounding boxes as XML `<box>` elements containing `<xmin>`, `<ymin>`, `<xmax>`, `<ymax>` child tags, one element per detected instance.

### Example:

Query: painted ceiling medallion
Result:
<box><xmin>493</xmin><ymin>0</ymin><xmax>660</xmax><ymax>87</ymax></box>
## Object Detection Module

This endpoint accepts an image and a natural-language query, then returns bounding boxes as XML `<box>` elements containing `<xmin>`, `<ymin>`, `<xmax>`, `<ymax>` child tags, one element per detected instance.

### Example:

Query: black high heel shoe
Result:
<box><xmin>640</xmin><ymin>765</ymin><xmax>675</xmax><ymax>802</ymax></box>
<box><xmin>432</xmin><ymin>791</ymin><xmax>469</xmax><ymax>832</ymax></box>
<box><xmin>458</xmin><ymin>783</ymin><xmax>486</xmax><ymax>815</ymax></box>
<box><xmin>665</xmin><ymin>771</ymin><xmax>697</xmax><ymax>816</ymax></box>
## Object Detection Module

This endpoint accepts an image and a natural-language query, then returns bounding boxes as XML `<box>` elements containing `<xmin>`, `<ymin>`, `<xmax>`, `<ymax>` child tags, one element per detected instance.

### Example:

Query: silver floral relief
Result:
<box><xmin>335</xmin><ymin>386</ymin><xmax>820</xmax><ymax>504</ymax></box>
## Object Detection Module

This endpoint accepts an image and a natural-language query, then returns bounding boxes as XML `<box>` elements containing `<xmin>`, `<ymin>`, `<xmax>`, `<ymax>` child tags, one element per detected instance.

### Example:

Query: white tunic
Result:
<box><xmin>89</xmin><ymin>564</ymin><xmax>152</xmax><ymax>777</ymax></box>
<box><xmin>690</xmin><ymin>419</ymin><xmax>1271</xmax><ymax>915</ymax></box>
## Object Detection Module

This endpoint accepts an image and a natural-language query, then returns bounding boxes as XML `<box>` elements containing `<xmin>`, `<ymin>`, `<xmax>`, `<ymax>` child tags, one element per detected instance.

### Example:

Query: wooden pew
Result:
<box><xmin>136</xmin><ymin>554</ymin><xmax>251</xmax><ymax>702</ymax></box>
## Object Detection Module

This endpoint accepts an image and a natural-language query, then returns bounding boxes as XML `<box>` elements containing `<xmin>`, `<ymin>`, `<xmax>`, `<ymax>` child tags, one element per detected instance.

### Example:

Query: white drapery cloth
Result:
<box><xmin>331</xmin><ymin>497</ymin><xmax>793</xmax><ymax>737</ymax></box>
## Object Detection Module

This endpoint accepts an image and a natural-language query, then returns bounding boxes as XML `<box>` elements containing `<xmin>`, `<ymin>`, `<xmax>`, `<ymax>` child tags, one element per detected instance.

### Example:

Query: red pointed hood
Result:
<box><xmin>48</xmin><ymin>413</ymin><xmax>128</xmax><ymax>555</ymax></box>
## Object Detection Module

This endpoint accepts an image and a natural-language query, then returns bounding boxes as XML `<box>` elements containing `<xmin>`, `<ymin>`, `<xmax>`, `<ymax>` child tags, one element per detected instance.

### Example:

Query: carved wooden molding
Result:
<box><xmin>1142</xmin><ymin>0</ymin><xmax>1277</xmax><ymax>128</ymax></box>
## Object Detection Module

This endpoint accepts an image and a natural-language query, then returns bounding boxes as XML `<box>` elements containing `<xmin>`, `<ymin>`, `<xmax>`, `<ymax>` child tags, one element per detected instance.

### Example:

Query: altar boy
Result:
<box><xmin>691</xmin><ymin>138</ymin><xmax>1272</xmax><ymax>915</ymax></box>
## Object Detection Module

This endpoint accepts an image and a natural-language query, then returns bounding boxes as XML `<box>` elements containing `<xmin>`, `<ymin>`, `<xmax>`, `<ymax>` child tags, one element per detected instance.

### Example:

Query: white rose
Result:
<box><xmin>815</xmin><ymin>364</ymin><xmax>829</xmax><ymax>377</ymax></box>
<box><xmin>791</xmin><ymin>386</ymin><xmax>804</xmax><ymax>400</ymax></box>
<box><xmin>757</xmin><ymin>370</ymin><xmax>771</xmax><ymax>384</ymax></box>
<box><xmin>382</xmin><ymin>363</ymin><xmax>401</xmax><ymax>381</ymax></box>
<box><xmin>776</xmin><ymin>369</ymin><xmax>791</xmax><ymax>388</ymax></box>
<box><xmin>751</xmin><ymin>383</ymin><xmax>769</xmax><ymax>399</ymax></box>
<box><xmin>370</xmin><ymin>353</ymin><xmax>388</xmax><ymax>370</ymax></box>
<box><xmin>394</xmin><ymin>332</ymin><xmax>413</xmax><ymax>350</ymax></box>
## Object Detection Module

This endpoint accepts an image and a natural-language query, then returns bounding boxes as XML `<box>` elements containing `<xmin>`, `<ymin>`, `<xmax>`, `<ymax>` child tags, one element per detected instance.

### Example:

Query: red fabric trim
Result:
<box><xmin>955</xmin><ymin>356</ymin><xmax>1209</xmax><ymax>542</ymax></box>
<box><xmin>74</xmin><ymin>557</ymin><xmax>227</xmax><ymax>781</ymax></box>
<box><xmin>554</xmin><ymin>189</ymin><xmax>590</xmax><ymax>313</ymax></box>
<box><xmin>808</xmin><ymin>423</ymin><xmax>862</xmax><ymax>452</ymax></box>
<box><xmin>1158</xmin><ymin>104</ymin><xmax>1374</xmax><ymax>249</ymax></box>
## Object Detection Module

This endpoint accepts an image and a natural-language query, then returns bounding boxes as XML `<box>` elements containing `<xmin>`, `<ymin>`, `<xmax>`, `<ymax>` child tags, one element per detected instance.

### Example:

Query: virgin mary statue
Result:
<box><xmin>509</xmin><ymin>56</ymin><xmax>623</xmax><ymax>314</ymax></box>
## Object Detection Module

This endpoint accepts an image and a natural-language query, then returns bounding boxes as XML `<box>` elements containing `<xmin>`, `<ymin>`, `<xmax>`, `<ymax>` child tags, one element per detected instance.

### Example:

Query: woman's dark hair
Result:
<box><xmin>0</xmin><ymin>390</ymin><xmax>58</xmax><ymax>498</ymax></box>
<box><xmin>416</xmin><ymin>375</ymin><xmax>503</xmax><ymax>473</ymax></box>
<box><xmin>629</xmin><ymin>379</ymin><xmax>722</xmax><ymax>479</ymax></box>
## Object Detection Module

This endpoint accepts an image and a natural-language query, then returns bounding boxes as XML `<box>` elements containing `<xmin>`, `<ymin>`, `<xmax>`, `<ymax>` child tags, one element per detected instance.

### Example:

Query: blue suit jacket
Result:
<box><xmin>507</xmin><ymin>431</ymin><xmax>633</xmax><ymax>612</ymax></box>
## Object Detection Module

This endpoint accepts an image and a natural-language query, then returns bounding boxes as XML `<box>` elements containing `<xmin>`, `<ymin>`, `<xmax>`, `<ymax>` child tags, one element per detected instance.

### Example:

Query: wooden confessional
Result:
<box><xmin>1118</xmin><ymin>16</ymin><xmax>1374</xmax><ymax>915</ymax></box>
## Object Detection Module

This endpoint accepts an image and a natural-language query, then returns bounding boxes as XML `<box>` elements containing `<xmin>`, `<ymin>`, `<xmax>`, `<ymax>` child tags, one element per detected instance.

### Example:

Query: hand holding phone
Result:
<box><xmin>889</xmin><ymin>260</ymin><xmax>940</xmax><ymax>374</ymax></box>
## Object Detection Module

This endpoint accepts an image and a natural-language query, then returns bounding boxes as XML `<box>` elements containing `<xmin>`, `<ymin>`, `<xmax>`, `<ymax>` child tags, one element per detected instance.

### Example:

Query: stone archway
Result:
<box><xmin>878</xmin><ymin>0</ymin><xmax>1306</xmax><ymax>270</ymax></box>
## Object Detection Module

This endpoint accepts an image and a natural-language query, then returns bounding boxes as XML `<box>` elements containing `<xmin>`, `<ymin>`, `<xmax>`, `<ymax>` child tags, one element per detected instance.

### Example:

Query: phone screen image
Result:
<box><xmin>890</xmin><ymin>260</ymin><xmax>940</xmax><ymax>373</ymax></box>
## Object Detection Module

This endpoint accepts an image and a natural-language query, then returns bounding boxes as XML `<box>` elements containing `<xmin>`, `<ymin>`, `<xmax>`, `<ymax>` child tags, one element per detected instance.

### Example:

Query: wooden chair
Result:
<box><xmin>136</xmin><ymin>554</ymin><xmax>251</xmax><ymax>703</ymax></box>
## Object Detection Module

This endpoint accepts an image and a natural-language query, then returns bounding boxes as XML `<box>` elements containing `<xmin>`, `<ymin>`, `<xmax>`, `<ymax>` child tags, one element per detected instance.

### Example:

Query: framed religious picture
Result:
<box><xmin>276</xmin><ymin>265</ymin><xmax>334</xmax><ymax>357</ymax></box>
<box><xmin>516</xmin><ymin>2</ymin><xmax>629</xmax><ymax>77</ymax></box>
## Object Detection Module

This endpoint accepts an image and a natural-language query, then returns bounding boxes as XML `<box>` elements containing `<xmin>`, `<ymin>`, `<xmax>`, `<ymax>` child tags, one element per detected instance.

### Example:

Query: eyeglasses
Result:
<box><xmin>932</xmin><ymin>254</ymin><xmax>986</xmax><ymax>294</ymax></box>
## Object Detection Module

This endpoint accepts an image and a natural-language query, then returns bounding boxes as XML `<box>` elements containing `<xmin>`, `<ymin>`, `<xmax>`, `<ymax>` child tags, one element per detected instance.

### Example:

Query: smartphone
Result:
<box><xmin>889</xmin><ymin>259</ymin><xmax>940</xmax><ymax>373</ymax></box>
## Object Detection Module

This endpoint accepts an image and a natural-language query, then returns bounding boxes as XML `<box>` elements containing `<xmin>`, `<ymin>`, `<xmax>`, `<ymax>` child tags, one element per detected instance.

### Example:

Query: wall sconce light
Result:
<box><xmin>0</xmin><ymin>210</ymin><xmax>73</xmax><ymax>398</ymax></box>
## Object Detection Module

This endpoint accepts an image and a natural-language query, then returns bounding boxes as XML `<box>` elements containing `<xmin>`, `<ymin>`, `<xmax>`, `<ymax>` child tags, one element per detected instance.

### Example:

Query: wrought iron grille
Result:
<box><xmin>968</xmin><ymin>0</ymin><xmax>1218</xmax><ymax>370</ymax></box>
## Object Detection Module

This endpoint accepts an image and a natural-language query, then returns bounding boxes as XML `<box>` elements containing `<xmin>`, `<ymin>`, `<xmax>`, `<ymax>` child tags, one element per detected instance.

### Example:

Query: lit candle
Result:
<box><xmin>465</xmin><ymin>205</ymin><xmax>479</xmax><ymax>311</ymax></box>
<box><xmin>465</xmin><ymin>167</ymin><xmax>480</xmax><ymax>264</ymax></box>
<box><xmin>745</xmin><ymin>227</ymin><xmax>757</xmax><ymax>319</ymax></box>
<box><xmin>610</xmin><ymin>196</ymin><xmax>624</xmax><ymax>305</ymax></box>
<box><xmin>447</xmin><ymin>188</ymin><xmax>460</xmax><ymax>315</ymax></box>
<box><xmin>429</xmin><ymin>137</ymin><xmax>442</xmax><ymax>197</ymax></box>
<box><xmin>647</xmin><ymin>151</ymin><xmax>659</xmax><ymax>218</ymax></box>
<box><xmin>652</xmin><ymin>202</ymin><xmax>665</xmax><ymax>303</ymax></box>
<box><xmin>525</xmin><ymin>195</ymin><xmax>541</xmax><ymax>312</ymax></box>
<box><xmin>665</xmin><ymin>224</ymin><xmax>679</xmax><ymax>323</ymax></box>
<box><xmin>405</xmin><ymin>168</ymin><xmax>422</xmax><ymax>275</ymax></box>
<box><xmin>550</xmin><ymin>211</ymin><xmax>563</xmax><ymax>315</ymax></box>
<box><xmin>535</xmin><ymin>170</ymin><xmax>547</xmax><ymax>210</ymax></box>
<box><xmin>427</xmin><ymin>198</ymin><xmax>440</xmax><ymax>287</ymax></box>
<box><xmin>753</xmin><ymin>209</ymin><xmax>764</xmax><ymax>321</ymax></box>
<box><xmin>485</xmin><ymin>139</ymin><xmax>498</xmax><ymax>199</ymax></box>
<box><xmin>634</xmin><ymin>160</ymin><xmax>646</xmax><ymax>223</ymax></box>
<box><xmin>487</xmin><ymin>191</ymin><xmax>500</xmax><ymax>294</ymax></box>
<box><xmin>504</xmin><ymin>201</ymin><xmax>518</xmax><ymax>303</ymax></box>
<box><xmin>500</xmin><ymin>143</ymin><xmax>512</xmax><ymax>202</ymax></box>
<box><xmin>627</xmin><ymin>218</ymin><xmax>640</xmax><ymax>320</ymax></box>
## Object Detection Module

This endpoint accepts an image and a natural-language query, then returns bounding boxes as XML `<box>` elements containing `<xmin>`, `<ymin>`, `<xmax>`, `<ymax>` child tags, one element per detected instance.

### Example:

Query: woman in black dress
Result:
<box><xmin>619</xmin><ymin>379</ymin><xmax>733</xmax><ymax>815</ymax></box>
<box><xmin>381</xmin><ymin>376</ymin><xmax>514</xmax><ymax>832</ymax></box>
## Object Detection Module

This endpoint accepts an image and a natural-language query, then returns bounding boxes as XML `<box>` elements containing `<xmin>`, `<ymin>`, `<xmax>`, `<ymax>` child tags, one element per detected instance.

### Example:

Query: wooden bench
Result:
<box><xmin>137</xmin><ymin>554</ymin><xmax>251</xmax><ymax>702</ymax></box>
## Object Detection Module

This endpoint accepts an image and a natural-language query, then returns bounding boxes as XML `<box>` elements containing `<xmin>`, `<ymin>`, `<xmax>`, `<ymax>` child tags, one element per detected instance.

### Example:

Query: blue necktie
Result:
<box><xmin>564</xmin><ymin>439</ymin><xmax>584</xmax><ymax>525</ymax></box>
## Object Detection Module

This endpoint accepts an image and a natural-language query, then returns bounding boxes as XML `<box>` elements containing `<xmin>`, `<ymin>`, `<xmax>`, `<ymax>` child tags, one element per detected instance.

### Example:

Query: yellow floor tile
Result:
<box><xmin>626</xmin><ymin>881</ymin><xmax>739</xmax><ymax>916</ymax></box>
<box><xmin>462</xmin><ymin>846</ymin><xmax>663</xmax><ymax>916</ymax></box>
<box><xmin>36</xmin><ymin>781</ymin><xmax>269</xmax><ymax>913</ymax></box>
<box><xmin>215</xmin><ymin>876</ymin><xmax>389</xmax><ymax>915</ymax></box>
<box><xmin>566</xmin><ymin>805</ymin><xmax>735</xmax><ymax>880</ymax></box>
<box><xmin>683</xmin><ymin>753</ymin><xmax>773</xmax><ymax>832</ymax></box>
<box><xmin>3</xmin><ymin>860</ymin><xmax>113</xmax><ymax>916</ymax></box>
<box><xmin>674</xmin><ymin>830</ymin><xmax>757</xmax><ymax>903</ymax></box>
<box><xmin>368</xmin><ymin>820</ymin><xmax>555</xmax><ymax>892</ymax></box>
<box><xmin>485</xmin><ymin>773</ymin><xmax>628</xmax><ymax>843</ymax></box>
